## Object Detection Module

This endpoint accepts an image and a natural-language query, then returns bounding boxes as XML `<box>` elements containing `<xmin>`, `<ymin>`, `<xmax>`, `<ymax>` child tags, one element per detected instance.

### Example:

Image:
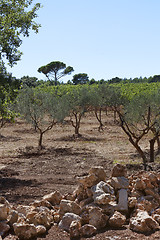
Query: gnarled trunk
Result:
<box><xmin>95</xmin><ymin>107</ymin><xmax>103</xmax><ymax>132</ymax></box>
<box><xmin>149</xmin><ymin>138</ymin><xmax>155</xmax><ymax>162</ymax></box>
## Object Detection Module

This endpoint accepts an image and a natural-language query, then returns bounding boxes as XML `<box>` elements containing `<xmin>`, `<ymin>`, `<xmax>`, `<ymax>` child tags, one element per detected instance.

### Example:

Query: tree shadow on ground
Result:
<box><xmin>0</xmin><ymin>135</ymin><xmax>21</xmax><ymax>142</ymax></box>
<box><xmin>0</xmin><ymin>177</ymin><xmax>38</xmax><ymax>190</ymax></box>
<box><xmin>0</xmin><ymin>177</ymin><xmax>42</xmax><ymax>204</ymax></box>
<box><xmin>16</xmin><ymin>146</ymin><xmax>96</xmax><ymax>158</ymax></box>
<box><xmin>54</xmin><ymin>134</ymin><xmax>106</xmax><ymax>142</ymax></box>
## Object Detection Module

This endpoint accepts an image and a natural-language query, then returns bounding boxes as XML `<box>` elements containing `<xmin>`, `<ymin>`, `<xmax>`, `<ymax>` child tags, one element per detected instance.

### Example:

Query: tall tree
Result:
<box><xmin>0</xmin><ymin>0</ymin><xmax>41</xmax><ymax>67</ymax></box>
<box><xmin>38</xmin><ymin>61</ymin><xmax>74</xmax><ymax>86</ymax></box>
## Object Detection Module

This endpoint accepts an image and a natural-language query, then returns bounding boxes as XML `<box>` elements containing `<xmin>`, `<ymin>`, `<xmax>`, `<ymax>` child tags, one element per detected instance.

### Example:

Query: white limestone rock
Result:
<box><xmin>116</xmin><ymin>189</ymin><xmax>128</xmax><ymax>213</ymax></box>
<box><xmin>59</xmin><ymin>199</ymin><xmax>82</xmax><ymax>216</ymax></box>
<box><xmin>89</xmin><ymin>166</ymin><xmax>106</xmax><ymax>181</ymax></box>
<box><xmin>109</xmin><ymin>211</ymin><xmax>126</xmax><ymax>228</ymax></box>
<box><xmin>89</xmin><ymin>207</ymin><xmax>108</xmax><ymax>230</ymax></box>
<box><xmin>110</xmin><ymin>177</ymin><xmax>129</xmax><ymax>190</ymax></box>
<box><xmin>43</xmin><ymin>191</ymin><xmax>62</xmax><ymax>205</ymax></box>
<box><xmin>69</xmin><ymin>220</ymin><xmax>81</xmax><ymax>239</ymax></box>
<box><xmin>78</xmin><ymin>174</ymin><xmax>99</xmax><ymax>188</ymax></box>
<box><xmin>58</xmin><ymin>213</ymin><xmax>81</xmax><ymax>232</ymax></box>
<box><xmin>26</xmin><ymin>206</ymin><xmax>53</xmax><ymax>229</ymax></box>
<box><xmin>13</xmin><ymin>223</ymin><xmax>37</xmax><ymax>240</ymax></box>
<box><xmin>80</xmin><ymin>224</ymin><xmax>97</xmax><ymax>237</ymax></box>
<box><xmin>129</xmin><ymin>210</ymin><xmax>159</xmax><ymax>232</ymax></box>
<box><xmin>0</xmin><ymin>204</ymin><xmax>10</xmax><ymax>221</ymax></box>
<box><xmin>91</xmin><ymin>181</ymin><xmax>115</xmax><ymax>205</ymax></box>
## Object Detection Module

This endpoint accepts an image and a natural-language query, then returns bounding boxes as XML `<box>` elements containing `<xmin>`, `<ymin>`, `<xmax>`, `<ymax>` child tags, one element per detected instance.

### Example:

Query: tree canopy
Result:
<box><xmin>0</xmin><ymin>0</ymin><xmax>41</xmax><ymax>67</ymax></box>
<box><xmin>72</xmin><ymin>73</ymin><xmax>89</xmax><ymax>85</ymax></box>
<box><xmin>20</xmin><ymin>76</ymin><xmax>38</xmax><ymax>88</ymax></box>
<box><xmin>37</xmin><ymin>61</ymin><xmax>74</xmax><ymax>85</ymax></box>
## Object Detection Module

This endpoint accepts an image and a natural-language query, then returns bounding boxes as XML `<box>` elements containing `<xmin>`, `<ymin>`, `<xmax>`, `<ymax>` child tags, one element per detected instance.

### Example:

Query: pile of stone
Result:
<box><xmin>0</xmin><ymin>164</ymin><xmax>159</xmax><ymax>239</ymax></box>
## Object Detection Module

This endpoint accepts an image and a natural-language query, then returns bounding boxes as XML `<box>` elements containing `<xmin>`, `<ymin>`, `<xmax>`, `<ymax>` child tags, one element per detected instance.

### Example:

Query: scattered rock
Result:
<box><xmin>129</xmin><ymin>210</ymin><xmax>159</xmax><ymax>232</ymax></box>
<box><xmin>80</xmin><ymin>224</ymin><xmax>97</xmax><ymax>237</ymax></box>
<box><xmin>109</xmin><ymin>211</ymin><xmax>126</xmax><ymax>228</ymax></box>
<box><xmin>36</xmin><ymin>225</ymin><xmax>47</xmax><ymax>236</ymax></box>
<box><xmin>13</xmin><ymin>223</ymin><xmax>37</xmax><ymax>240</ymax></box>
<box><xmin>110</xmin><ymin>177</ymin><xmax>129</xmax><ymax>190</ymax></box>
<box><xmin>0</xmin><ymin>221</ymin><xmax>10</xmax><ymax>236</ymax></box>
<box><xmin>26</xmin><ymin>206</ymin><xmax>53</xmax><ymax>228</ymax></box>
<box><xmin>116</xmin><ymin>189</ymin><xmax>128</xmax><ymax>213</ymax></box>
<box><xmin>111</xmin><ymin>164</ymin><xmax>127</xmax><ymax>177</ymax></box>
<box><xmin>89</xmin><ymin>166</ymin><xmax>106</xmax><ymax>181</ymax></box>
<box><xmin>58</xmin><ymin>213</ymin><xmax>81</xmax><ymax>232</ymax></box>
<box><xmin>89</xmin><ymin>207</ymin><xmax>108</xmax><ymax>229</ymax></box>
<box><xmin>69</xmin><ymin>220</ymin><xmax>81</xmax><ymax>239</ymax></box>
<box><xmin>78</xmin><ymin>174</ymin><xmax>98</xmax><ymax>188</ymax></box>
<box><xmin>1</xmin><ymin>165</ymin><xmax>160</xmax><ymax>239</ymax></box>
<box><xmin>59</xmin><ymin>199</ymin><xmax>82</xmax><ymax>216</ymax></box>
<box><xmin>43</xmin><ymin>191</ymin><xmax>62</xmax><ymax>205</ymax></box>
<box><xmin>0</xmin><ymin>204</ymin><xmax>10</xmax><ymax>221</ymax></box>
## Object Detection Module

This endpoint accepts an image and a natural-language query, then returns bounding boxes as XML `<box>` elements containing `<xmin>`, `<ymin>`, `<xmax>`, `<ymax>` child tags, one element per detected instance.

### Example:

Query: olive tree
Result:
<box><xmin>16</xmin><ymin>87</ymin><xmax>69</xmax><ymax>149</ymax></box>
<box><xmin>89</xmin><ymin>84</ymin><xmax>106</xmax><ymax>131</ymax></box>
<box><xmin>90</xmin><ymin>84</ymin><xmax>124</xmax><ymax>131</ymax></box>
<box><xmin>116</xmin><ymin>90</ymin><xmax>160</xmax><ymax>166</ymax></box>
<box><xmin>67</xmin><ymin>85</ymin><xmax>91</xmax><ymax>136</ymax></box>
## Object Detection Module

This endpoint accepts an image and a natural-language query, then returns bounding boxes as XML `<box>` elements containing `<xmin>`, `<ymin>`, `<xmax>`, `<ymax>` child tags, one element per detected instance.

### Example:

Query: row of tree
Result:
<box><xmin>1</xmin><ymin>66</ymin><xmax>160</xmax><ymax>168</ymax></box>
<box><xmin>37</xmin><ymin>60</ymin><xmax>160</xmax><ymax>85</ymax></box>
<box><xmin>12</xmin><ymin>83</ymin><xmax>160</xmax><ymax>169</ymax></box>
<box><xmin>17</xmin><ymin>72</ymin><xmax>160</xmax><ymax>88</ymax></box>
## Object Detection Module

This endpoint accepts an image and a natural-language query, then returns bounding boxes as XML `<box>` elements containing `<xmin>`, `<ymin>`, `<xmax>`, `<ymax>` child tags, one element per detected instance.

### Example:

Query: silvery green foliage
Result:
<box><xmin>124</xmin><ymin>90</ymin><xmax>160</xmax><ymax>131</ymax></box>
<box><xmin>44</xmin><ymin>92</ymin><xmax>70</xmax><ymax>123</ymax></box>
<box><xmin>17</xmin><ymin>87</ymin><xmax>70</xmax><ymax>126</ymax></box>
<box><xmin>16</xmin><ymin>87</ymin><xmax>69</xmax><ymax>148</ymax></box>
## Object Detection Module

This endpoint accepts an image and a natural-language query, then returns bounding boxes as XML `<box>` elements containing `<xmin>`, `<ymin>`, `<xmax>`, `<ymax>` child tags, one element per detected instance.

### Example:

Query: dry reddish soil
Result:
<box><xmin>0</xmin><ymin>112</ymin><xmax>160</xmax><ymax>240</ymax></box>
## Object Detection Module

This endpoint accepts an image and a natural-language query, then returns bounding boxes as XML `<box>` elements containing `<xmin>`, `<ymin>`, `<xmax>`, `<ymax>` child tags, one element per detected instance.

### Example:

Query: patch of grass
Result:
<box><xmin>113</xmin><ymin>158</ymin><xmax>142</xmax><ymax>165</ymax></box>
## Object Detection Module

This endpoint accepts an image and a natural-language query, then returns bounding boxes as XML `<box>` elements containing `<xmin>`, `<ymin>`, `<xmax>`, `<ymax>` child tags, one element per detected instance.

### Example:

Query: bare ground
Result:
<box><xmin>0</xmin><ymin>112</ymin><xmax>160</xmax><ymax>240</ymax></box>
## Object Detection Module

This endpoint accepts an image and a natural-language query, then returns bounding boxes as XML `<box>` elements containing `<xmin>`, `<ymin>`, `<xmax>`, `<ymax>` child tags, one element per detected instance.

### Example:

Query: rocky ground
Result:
<box><xmin>0</xmin><ymin>112</ymin><xmax>159</xmax><ymax>239</ymax></box>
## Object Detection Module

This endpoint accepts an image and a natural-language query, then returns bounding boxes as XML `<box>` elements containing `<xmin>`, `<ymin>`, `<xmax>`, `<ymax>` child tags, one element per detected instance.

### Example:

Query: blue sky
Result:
<box><xmin>7</xmin><ymin>0</ymin><xmax>160</xmax><ymax>82</ymax></box>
